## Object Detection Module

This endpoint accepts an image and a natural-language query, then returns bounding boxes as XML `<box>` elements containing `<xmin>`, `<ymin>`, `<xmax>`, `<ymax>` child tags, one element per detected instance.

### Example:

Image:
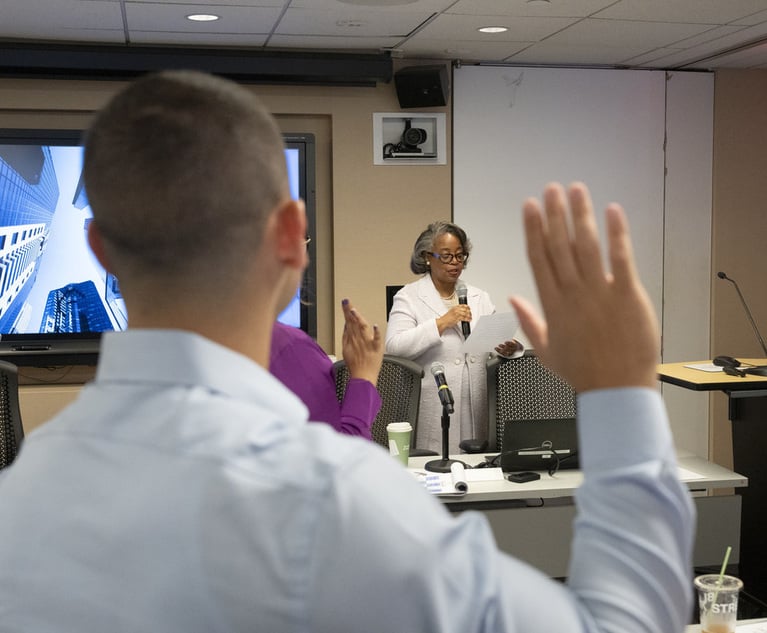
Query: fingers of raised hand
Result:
<box><xmin>605</xmin><ymin>204</ymin><xmax>637</xmax><ymax>288</ymax></box>
<box><xmin>541</xmin><ymin>183</ymin><xmax>580</xmax><ymax>287</ymax></box>
<box><xmin>370</xmin><ymin>324</ymin><xmax>383</xmax><ymax>352</ymax></box>
<box><xmin>522</xmin><ymin>196</ymin><xmax>558</xmax><ymax>313</ymax></box>
<box><xmin>568</xmin><ymin>183</ymin><xmax>606</xmax><ymax>285</ymax></box>
<box><xmin>520</xmin><ymin>184</ymin><xmax>659</xmax><ymax>390</ymax></box>
<box><xmin>509</xmin><ymin>296</ymin><xmax>548</xmax><ymax>356</ymax></box>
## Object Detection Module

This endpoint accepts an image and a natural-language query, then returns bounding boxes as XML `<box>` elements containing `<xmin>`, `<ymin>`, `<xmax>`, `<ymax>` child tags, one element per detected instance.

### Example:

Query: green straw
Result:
<box><xmin>713</xmin><ymin>545</ymin><xmax>732</xmax><ymax>604</ymax></box>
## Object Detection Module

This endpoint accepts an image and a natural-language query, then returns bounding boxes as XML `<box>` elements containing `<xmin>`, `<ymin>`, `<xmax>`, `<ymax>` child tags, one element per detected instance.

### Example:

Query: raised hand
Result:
<box><xmin>510</xmin><ymin>182</ymin><xmax>659</xmax><ymax>393</ymax></box>
<box><xmin>341</xmin><ymin>299</ymin><xmax>383</xmax><ymax>386</ymax></box>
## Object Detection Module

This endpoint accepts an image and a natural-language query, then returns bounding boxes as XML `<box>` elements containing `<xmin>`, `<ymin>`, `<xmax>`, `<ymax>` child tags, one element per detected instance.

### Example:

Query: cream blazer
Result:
<box><xmin>385</xmin><ymin>274</ymin><xmax>498</xmax><ymax>455</ymax></box>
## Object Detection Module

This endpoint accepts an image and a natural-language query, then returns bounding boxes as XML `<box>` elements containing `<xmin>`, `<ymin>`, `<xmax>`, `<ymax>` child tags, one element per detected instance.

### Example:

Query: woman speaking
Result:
<box><xmin>385</xmin><ymin>221</ymin><xmax>522</xmax><ymax>455</ymax></box>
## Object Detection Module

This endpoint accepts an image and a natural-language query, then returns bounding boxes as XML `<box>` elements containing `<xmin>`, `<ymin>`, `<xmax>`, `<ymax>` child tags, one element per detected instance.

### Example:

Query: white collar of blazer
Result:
<box><xmin>416</xmin><ymin>274</ymin><xmax>463</xmax><ymax>317</ymax></box>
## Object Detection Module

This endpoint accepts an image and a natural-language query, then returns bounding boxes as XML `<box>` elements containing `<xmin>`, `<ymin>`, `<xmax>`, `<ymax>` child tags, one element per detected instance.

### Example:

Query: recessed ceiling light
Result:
<box><xmin>478</xmin><ymin>26</ymin><xmax>508</xmax><ymax>34</ymax></box>
<box><xmin>186</xmin><ymin>14</ymin><xmax>220</xmax><ymax>22</ymax></box>
<box><xmin>527</xmin><ymin>0</ymin><xmax>551</xmax><ymax>4</ymax></box>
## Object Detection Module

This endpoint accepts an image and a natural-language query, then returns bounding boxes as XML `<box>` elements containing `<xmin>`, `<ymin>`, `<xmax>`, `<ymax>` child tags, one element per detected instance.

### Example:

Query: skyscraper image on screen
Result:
<box><xmin>0</xmin><ymin>129</ymin><xmax>316</xmax><ymax>365</ymax></box>
<box><xmin>0</xmin><ymin>144</ymin><xmax>126</xmax><ymax>337</ymax></box>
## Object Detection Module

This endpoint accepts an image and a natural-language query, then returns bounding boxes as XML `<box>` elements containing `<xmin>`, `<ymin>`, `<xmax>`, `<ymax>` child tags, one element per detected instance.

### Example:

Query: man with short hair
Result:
<box><xmin>0</xmin><ymin>70</ymin><xmax>693</xmax><ymax>633</ymax></box>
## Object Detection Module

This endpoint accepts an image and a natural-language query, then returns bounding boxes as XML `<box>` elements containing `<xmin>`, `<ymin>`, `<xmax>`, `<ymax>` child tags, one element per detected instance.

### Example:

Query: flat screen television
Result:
<box><xmin>0</xmin><ymin>128</ymin><xmax>316</xmax><ymax>366</ymax></box>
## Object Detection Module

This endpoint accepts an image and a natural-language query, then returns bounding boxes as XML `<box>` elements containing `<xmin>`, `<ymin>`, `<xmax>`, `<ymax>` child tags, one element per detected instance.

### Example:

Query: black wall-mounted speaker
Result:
<box><xmin>394</xmin><ymin>65</ymin><xmax>449</xmax><ymax>108</ymax></box>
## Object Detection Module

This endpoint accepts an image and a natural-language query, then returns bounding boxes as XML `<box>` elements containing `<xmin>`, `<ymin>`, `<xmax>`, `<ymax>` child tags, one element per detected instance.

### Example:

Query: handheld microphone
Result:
<box><xmin>717</xmin><ymin>271</ymin><xmax>767</xmax><ymax>376</ymax></box>
<box><xmin>430</xmin><ymin>362</ymin><xmax>454</xmax><ymax>414</ymax></box>
<box><xmin>456</xmin><ymin>281</ymin><xmax>470</xmax><ymax>338</ymax></box>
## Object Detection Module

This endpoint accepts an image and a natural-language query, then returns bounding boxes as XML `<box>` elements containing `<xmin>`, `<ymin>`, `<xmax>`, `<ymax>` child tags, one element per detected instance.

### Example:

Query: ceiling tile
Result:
<box><xmin>506</xmin><ymin>41</ymin><xmax>653</xmax><ymax>66</ymax></box>
<box><xmin>595</xmin><ymin>0</ymin><xmax>767</xmax><ymax>25</ymax></box>
<box><xmin>125</xmin><ymin>3</ymin><xmax>282</xmax><ymax>34</ymax></box>
<box><xmin>697</xmin><ymin>41</ymin><xmax>767</xmax><ymax>68</ymax></box>
<box><xmin>545</xmin><ymin>17</ymin><xmax>714</xmax><ymax>48</ymax></box>
<box><xmin>730</xmin><ymin>9</ymin><xmax>767</xmax><ymax>26</ymax></box>
<box><xmin>0</xmin><ymin>28</ymin><xmax>125</xmax><ymax>44</ymax></box>
<box><xmin>0</xmin><ymin>0</ymin><xmax>123</xmax><ymax>39</ymax></box>
<box><xmin>673</xmin><ymin>25</ymin><xmax>753</xmax><ymax>49</ymax></box>
<box><xmin>267</xmin><ymin>34</ymin><xmax>401</xmax><ymax>50</ymax></box>
<box><xmin>447</xmin><ymin>0</ymin><xmax>617</xmax><ymax>18</ymax></box>
<box><xmin>277</xmin><ymin>6</ymin><xmax>433</xmax><ymax>37</ymax></box>
<box><xmin>127</xmin><ymin>0</ymin><xmax>282</xmax><ymax>5</ymax></box>
<box><xmin>418</xmin><ymin>13</ymin><xmax>578</xmax><ymax>41</ymax></box>
<box><xmin>290</xmin><ymin>0</ymin><xmax>455</xmax><ymax>10</ymax></box>
<box><xmin>398</xmin><ymin>37</ymin><xmax>531</xmax><ymax>62</ymax></box>
<box><xmin>664</xmin><ymin>19</ymin><xmax>767</xmax><ymax>65</ymax></box>
<box><xmin>622</xmin><ymin>47</ymin><xmax>687</xmax><ymax>67</ymax></box>
<box><xmin>129</xmin><ymin>31</ymin><xmax>270</xmax><ymax>46</ymax></box>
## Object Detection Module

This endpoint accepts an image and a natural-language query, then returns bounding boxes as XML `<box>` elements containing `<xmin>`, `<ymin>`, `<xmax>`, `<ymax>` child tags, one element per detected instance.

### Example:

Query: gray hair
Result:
<box><xmin>409</xmin><ymin>221</ymin><xmax>472</xmax><ymax>274</ymax></box>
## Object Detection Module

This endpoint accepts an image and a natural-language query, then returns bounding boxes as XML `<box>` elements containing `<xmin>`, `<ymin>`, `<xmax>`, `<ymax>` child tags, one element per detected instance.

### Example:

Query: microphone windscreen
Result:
<box><xmin>456</xmin><ymin>281</ymin><xmax>468</xmax><ymax>301</ymax></box>
<box><xmin>430</xmin><ymin>361</ymin><xmax>446</xmax><ymax>377</ymax></box>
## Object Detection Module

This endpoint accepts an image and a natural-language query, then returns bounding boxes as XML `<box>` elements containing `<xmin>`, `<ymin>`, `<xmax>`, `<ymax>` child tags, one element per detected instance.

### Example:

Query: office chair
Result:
<box><xmin>486</xmin><ymin>351</ymin><xmax>577</xmax><ymax>453</ymax></box>
<box><xmin>0</xmin><ymin>360</ymin><xmax>24</xmax><ymax>469</ymax></box>
<box><xmin>334</xmin><ymin>354</ymin><xmax>430</xmax><ymax>451</ymax></box>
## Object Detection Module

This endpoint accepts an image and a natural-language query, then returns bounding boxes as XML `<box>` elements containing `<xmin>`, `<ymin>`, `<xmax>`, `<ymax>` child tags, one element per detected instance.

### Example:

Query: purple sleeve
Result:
<box><xmin>338</xmin><ymin>378</ymin><xmax>381</xmax><ymax>439</ymax></box>
<box><xmin>270</xmin><ymin>323</ymin><xmax>379</xmax><ymax>439</ymax></box>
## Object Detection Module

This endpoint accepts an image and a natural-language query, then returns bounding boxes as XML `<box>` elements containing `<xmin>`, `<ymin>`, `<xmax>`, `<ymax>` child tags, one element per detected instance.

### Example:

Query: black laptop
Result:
<box><xmin>499</xmin><ymin>417</ymin><xmax>579</xmax><ymax>472</ymax></box>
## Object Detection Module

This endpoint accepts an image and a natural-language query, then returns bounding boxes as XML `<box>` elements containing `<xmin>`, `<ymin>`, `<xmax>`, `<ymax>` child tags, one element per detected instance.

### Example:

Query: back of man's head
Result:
<box><xmin>83</xmin><ymin>70</ymin><xmax>288</xmax><ymax>284</ymax></box>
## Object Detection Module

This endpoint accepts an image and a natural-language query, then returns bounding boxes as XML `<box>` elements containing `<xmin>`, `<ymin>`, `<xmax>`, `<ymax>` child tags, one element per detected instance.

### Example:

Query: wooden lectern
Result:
<box><xmin>658</xmin><ymin>359</ymin><xmax>767</xmax><ymax>601</ymax></box>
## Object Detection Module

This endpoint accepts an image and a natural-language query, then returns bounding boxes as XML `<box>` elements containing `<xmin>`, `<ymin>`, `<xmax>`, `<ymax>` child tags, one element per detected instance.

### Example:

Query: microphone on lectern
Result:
<box><xmin>718</xmin><ymin>271</ymin><xmax>767</xmax><ymax>357</ymax></box>
<box><xmin>456</xmin><ymin>281</ymin><xmax>470</xmax><ymax>338</ymax></box>
<box><xmin>717</xmin><ymin>271</ymin><xmax>767</xmax><ymax>376</ymax></box>
<box><xmin>430</xmin><ymin>362</ymin><xmax>454</xmax><ymax>413</ymax></box>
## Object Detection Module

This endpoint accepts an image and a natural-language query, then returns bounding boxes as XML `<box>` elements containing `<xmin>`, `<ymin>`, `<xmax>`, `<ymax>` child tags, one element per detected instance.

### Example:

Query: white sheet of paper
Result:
<box><xmin>465</xmin><ymin>467</ymin><xmax>504</xmax><ymax>482</ymax></box>
<box><xmin>684</xmin><ymin>362</ymin><xmax>723</xmax><ymax>372</ymax></box>
<box><xmin>461</xmin><ymin>312</ymin><xmax>519</xmax><ymax>355</ymax></box>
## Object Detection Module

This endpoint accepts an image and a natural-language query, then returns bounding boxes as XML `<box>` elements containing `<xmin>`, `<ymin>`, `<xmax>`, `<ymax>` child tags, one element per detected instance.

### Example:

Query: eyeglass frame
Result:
<box><xmin>428</xmin><ymin>251</ymin><xmax>469</xmax><ymax>264</ymax></box>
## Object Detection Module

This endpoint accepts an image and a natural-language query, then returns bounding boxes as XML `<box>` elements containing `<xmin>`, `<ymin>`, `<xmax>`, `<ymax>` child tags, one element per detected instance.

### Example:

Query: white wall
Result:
<box><xmin>453</xmin><ymin>65</ymin><xmax>713</xmax><ymax>456</ymax></box>
<box><xmin>662</xmin><ymin>70</ymin><xmax>714</xmax><ymax>457</ymax></box>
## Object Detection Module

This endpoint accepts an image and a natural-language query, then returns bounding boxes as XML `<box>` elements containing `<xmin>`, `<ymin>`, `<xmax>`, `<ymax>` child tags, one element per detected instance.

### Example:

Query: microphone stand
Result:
<box><xmin>425</xmin><ymin>405</ymin><xmax>467</xmax><ymax>473</ymax></box>
<box><xmin>718</xmin><ymin>272</ymin><xmax>767</xmax><ymax>376</ymax></box>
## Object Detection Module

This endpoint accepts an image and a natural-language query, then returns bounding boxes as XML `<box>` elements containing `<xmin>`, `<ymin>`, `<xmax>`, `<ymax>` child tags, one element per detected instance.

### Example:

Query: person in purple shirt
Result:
<box><xmin>270</xmin><ymin>298</ymin><xmax>383</xmax><ymax>439</ymax></box>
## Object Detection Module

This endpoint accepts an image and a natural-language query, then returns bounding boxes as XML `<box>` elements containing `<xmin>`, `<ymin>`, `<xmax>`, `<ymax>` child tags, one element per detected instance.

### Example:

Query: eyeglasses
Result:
<box><xmin>430</xmin><ymin>251</ymin><xmax>468</xmax><ymax>264</ymax></box>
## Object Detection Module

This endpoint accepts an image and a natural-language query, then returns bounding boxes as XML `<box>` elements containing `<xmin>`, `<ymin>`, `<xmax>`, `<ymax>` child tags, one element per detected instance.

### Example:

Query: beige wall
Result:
<box><xmin>709</xmin><ymin>69</ymin><xmax>767</xmax><ymax>469</ymax></box>
<box><xmin>0</xmin><ymin>66</ymin><xmax>452</xmax><ymax>434</ymax></box>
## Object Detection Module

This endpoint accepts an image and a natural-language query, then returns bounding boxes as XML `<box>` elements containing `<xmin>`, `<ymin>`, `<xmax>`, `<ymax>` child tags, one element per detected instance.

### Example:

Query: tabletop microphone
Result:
<box><xmin>456</xmin><ymin>281</ymin><xmax>470</xmax><ymax>338</ymax></box>
<box><xmin>430</xmin><ymin>362</ymin><xmax>454</xmax><ymax>414</ymax></box>
<box><xmin>717</xmin><ymin>271</ymin><xmax>767</xmax><ymax>375</ymax></box>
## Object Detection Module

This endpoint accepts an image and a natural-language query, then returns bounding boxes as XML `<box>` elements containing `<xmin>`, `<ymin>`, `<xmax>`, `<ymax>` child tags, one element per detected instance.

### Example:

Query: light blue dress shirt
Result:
<box><xmin>0</xmin><ymin>329</ymin><xmax>694</xmax><ymax>632</ymax></box>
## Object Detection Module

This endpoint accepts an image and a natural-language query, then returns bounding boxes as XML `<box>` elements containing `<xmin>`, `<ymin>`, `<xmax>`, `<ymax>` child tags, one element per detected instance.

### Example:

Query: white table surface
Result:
<box><xmin>407</xmin><ymin>450</ymin><xmax>747</xmax><ymax>504</ymax></box>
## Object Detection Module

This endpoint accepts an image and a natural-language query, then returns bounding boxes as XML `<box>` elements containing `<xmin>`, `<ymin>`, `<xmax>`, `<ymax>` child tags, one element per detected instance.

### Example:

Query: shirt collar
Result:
<box><xmin>97</xmin><ymin>329</ymin><xmax>307</xmax><ymax>420</ymax></box>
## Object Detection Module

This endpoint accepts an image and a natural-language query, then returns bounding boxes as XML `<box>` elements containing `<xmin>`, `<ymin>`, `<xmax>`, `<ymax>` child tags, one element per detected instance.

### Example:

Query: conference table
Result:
<box><xmin>408</xmin><ymin>450</ymin><xmax>746</xmax><ymax>578</ymax></box>
<box><xmin>658</xmin><ymin>360</ymin><xmax>767</xmax><ymax>601</ymax></box>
